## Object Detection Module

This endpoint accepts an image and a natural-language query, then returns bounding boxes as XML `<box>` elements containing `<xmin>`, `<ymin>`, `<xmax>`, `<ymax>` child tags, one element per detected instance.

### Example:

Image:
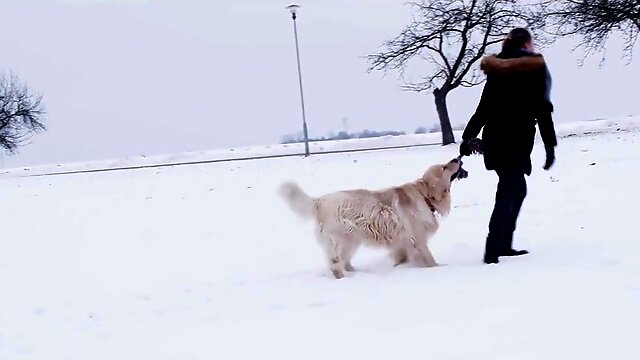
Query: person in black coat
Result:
<box><xmin>459</xmin><ymin>28</ymin><xmax>558</xmax><ymax>264</ymax></box>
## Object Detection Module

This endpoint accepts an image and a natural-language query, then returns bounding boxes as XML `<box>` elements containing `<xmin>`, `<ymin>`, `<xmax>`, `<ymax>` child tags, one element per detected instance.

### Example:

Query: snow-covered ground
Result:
<box><xmin>1</xmin><ymin>119</ymin><xmax>639</xmax><ymax>360</ymax></box>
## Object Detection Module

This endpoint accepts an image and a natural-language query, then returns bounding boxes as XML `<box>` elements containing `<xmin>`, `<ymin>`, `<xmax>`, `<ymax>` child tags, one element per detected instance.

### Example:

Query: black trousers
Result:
<box><xmin>485</xmin><ymin>169</ymin><xmax>527</xmax><ymax>257</ymax></box>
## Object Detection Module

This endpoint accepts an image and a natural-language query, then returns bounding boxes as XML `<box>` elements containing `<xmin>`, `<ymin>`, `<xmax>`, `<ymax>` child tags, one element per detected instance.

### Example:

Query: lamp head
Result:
<box><xmin>286</xmin><ymin>4</ymin><xmax>300</xmax><ymax>18</ymax></box>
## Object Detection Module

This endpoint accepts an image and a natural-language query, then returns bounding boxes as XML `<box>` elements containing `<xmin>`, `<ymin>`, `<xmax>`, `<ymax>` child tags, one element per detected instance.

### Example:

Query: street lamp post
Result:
<box><xmin>286</xmin><ymin>4</ymin><xmax>310</xmax><ymax>157</ymax></box>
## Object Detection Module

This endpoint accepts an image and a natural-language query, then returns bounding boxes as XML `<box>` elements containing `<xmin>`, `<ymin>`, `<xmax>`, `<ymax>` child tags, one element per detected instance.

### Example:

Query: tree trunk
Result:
<box><xmin>433</xmin><ymin>88</ymin><xmax>455</xmax><ymax>145</ymax></box>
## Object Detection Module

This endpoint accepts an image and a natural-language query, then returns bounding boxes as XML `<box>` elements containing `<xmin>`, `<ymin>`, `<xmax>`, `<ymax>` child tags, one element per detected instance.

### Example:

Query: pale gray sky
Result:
<box><xmin>1</xmin><ymin>0</ymin><xmax>638</xmax><ymax>167</ymax></box>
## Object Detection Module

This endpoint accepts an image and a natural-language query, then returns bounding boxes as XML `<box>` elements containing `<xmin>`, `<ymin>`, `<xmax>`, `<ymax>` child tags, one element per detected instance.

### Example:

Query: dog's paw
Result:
<box><xmin>414</xmin><ymin>259</ymin><xmax>438</xmax><ymax>268</ymax></box>
<box><xmin>331</xmin><ymin>269</ymin><xmax>345</xmax><ymax>279</ymax></box>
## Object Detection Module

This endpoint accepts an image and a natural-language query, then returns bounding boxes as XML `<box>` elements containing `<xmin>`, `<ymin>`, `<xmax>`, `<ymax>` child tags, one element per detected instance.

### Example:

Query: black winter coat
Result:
<box><xmin>462</xmin><ymin>48</ymin><xmax>558</xmax><ymax>176</ymax></box>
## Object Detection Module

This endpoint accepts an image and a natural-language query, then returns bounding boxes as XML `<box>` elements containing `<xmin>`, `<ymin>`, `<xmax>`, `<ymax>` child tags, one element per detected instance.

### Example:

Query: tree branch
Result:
<box><xmin>368</xmin><ymin>0</ymin><xmax>539</xmax><ymax>93</ymax></box>
<box><xmin>540</xmin><ymin>0</ymin><xmax>639</xmax><ymax>62</ymax></box>
<box><xmin>0</xmin><ymin>72</ymin><xmax>46</xmax><ymax>154</ymax></box>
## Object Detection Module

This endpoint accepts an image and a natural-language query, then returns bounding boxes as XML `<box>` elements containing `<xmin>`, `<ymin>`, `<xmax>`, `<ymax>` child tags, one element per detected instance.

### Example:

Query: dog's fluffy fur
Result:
<box><xmin>278</xmin><ymin>158</ymin><xmax>461</xmax><ymax>279</ymax></box>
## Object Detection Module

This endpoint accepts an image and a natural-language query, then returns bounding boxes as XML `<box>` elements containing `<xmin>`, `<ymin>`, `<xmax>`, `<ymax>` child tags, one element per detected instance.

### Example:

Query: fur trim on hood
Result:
<box><xmin>480</xmin><ymin>53</ymin><xmax>546</xmax><ymax>75</ymax></box>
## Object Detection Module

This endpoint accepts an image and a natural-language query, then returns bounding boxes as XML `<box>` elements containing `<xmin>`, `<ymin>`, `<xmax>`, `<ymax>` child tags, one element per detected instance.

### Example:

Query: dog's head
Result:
<box><xmin>418</xmin><ymin>158</ymin><xmax>461</xmax><ymax>215</ymax></box>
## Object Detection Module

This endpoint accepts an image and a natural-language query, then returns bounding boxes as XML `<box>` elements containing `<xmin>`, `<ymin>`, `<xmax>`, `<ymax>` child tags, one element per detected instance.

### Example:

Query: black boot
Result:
<box><xmin>484</xmin><ymin>253</ymin><xmax>500</xmax><ymax>264</ymax></box>
<box><xmin>500</xmin><ymin>249</ymin><xmax>529</xmax><ymax>257</ymax></box>
<box><xmin>484</xmin><ymin>235</ymin><xmax>500</xmax><ymax>264</ymax></box>
<box><xmin>500</xmin><ymin>233</ymin><xmax>529</xmax><ymax>257</ymax></box>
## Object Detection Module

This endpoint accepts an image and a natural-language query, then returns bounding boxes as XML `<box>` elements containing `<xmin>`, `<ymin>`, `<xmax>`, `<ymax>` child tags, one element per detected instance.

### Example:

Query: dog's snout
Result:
<box><xmin>451</xmin><ymin>158</ymin><xmax>460</xmax><ymax>164</ymax></box>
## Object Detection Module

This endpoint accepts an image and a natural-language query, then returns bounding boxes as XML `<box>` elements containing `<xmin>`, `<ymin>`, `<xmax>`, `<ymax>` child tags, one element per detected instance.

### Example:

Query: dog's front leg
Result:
<box><xmin>420</xmin><ymin>245</ymin><xmax>438</xmax><ymax>267</ymax></box>
<box><xmin>411</xmin><ymin>238</ymin><xmax>438</xmax><ymax>268</ymax></box>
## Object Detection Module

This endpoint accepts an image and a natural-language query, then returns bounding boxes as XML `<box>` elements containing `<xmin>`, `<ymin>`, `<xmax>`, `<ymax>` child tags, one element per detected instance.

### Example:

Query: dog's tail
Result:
<box><xmin>278</xmin><ymin>181</ymin><xmax>316</xmax><ymax>220</ymax></box>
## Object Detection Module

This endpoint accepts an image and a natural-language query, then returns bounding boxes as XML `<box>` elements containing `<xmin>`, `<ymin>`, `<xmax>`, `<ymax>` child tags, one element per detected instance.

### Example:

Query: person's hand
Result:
<box><xmin>543</xmin><ymin>146</ymin><xmax>555</xmax><ymax>170</ymax></box>
<box><xmin>459</xmin><ymin>138</ymin><xmax>483</xmax><ymax>157</ymax></box>
<box><xmin>459</xmin><ymin>139</ymin><xmax>472</xmax><ymax>157</ymax></box>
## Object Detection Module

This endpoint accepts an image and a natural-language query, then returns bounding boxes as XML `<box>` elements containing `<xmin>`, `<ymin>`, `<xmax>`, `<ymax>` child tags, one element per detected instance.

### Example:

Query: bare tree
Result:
<box><xmin>539</xmin><ymin>0</ymin><xmax>640</xmax><ymax>64</ymax></box>
<box><xmin>367</xmin><ymin>0</ymin><xmax>541</xmax><ymax>145</ymax></box>
<box><xmin>0</xmin><ymin>72</ymin><xmax>46</xmax><ymax>154</ymax></box>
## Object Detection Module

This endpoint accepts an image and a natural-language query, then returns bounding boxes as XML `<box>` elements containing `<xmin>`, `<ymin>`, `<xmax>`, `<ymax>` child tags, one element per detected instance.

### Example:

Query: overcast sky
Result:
<box><xmin>1</xmin><ymin>0</ymin><xmax>638</xmax><ymax>167</ymax></box>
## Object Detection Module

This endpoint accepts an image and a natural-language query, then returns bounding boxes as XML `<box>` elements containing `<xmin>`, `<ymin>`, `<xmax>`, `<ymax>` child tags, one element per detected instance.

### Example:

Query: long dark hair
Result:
<box><xmin>502</xmin><ymin>28</ymin><xmax>532</xmax><ymax>52</ymax></box>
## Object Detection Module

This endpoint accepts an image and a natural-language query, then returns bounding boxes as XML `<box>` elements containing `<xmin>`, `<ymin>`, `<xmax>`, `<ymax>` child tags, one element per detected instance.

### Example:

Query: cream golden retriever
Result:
<box><xmin>278</xmin><ymin>157</ymin><xmax>462</xmax><ymax>279</ymax></box>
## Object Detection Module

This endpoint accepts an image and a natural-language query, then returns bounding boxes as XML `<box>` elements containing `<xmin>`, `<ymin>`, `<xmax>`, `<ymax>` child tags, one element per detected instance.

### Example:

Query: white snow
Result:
<box><xmin>1</xmin><ymin>117</ymin><xmax>639</xmax><ymax>360</ymax></box>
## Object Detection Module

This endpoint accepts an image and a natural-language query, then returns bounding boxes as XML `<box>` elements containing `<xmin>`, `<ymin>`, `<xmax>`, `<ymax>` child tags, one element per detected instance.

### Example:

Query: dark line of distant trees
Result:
<box><xmin>280</xmin><ymin>123</ymin><xmax>466</xmax><ymax>144</ymax></box>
